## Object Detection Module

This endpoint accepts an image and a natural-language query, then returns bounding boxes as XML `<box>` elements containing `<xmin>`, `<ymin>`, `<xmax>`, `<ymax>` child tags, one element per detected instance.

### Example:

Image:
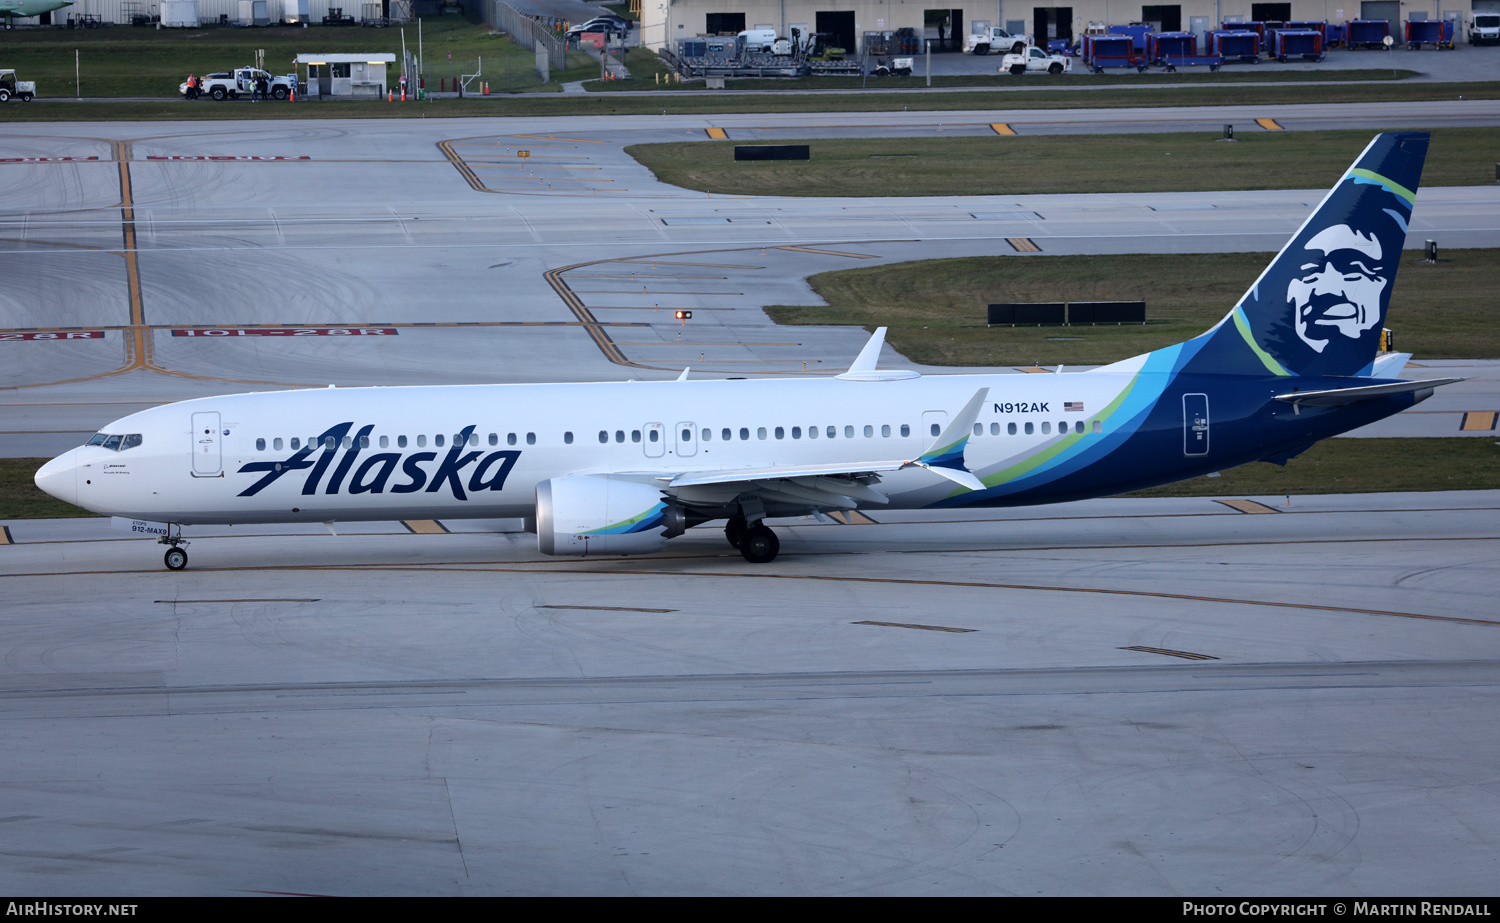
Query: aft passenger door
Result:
<box><xmin>191</xmin><ymin>411</ymin><xmax>222</xmax><ymax>476</ymax></box>
<box><xmin>1183</xmin><ymin>393</ymin><xmax>1209</xmax><ymax>456</ymax></box>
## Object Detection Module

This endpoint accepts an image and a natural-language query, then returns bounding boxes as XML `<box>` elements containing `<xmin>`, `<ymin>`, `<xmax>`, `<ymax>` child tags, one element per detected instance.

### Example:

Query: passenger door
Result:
<box><xmin>191</xmin><ymin>411</ymin><xmax>222</xmax><ymax>476</ymax></box>
<box><xmin>642</xmin><ymin>422</ymin><xmax>665</xmax><ymax>458</ymax></box>
<box><xmin>674</xmin><ymin>421</ymin><xmax>697</xmax><ymax>457</ymax></box>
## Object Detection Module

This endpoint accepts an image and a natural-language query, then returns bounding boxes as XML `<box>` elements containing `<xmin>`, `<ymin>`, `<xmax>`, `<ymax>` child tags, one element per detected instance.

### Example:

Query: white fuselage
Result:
<box><xmin>38</xmin><ymin>370</ymin><xmax>1139</xmax><ymax>525</ymax></box>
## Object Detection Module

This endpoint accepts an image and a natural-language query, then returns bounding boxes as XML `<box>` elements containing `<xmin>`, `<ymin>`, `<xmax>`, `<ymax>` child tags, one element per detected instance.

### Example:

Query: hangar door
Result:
<box><xmin>1141</xmin><ymin>5</ymin><xmax>1182</xmax><ymax>31</ymax></box>
<box><xmin>817</xmin><ymin>11</ymin><xmax>856</xmax><ymax>54</ymax></box>
<box><xmin>1361</xmin><ymin>1</ymin><xmax>1401</xmax><ymax>21</ymax></box>
<box><xmin>1034</xmin><ymin>7</ymin><xmax>1073</xmax><ymax>42</ymax></box>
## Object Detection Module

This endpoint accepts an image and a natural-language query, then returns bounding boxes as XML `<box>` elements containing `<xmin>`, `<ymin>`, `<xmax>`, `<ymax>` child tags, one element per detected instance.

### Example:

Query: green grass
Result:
<box><xmin>767</xmin><ymin>249</ymin><xmax>1499</xmax><ymax>367</ymax></box>
<box><xmin>0</xmin><ymin>16</ymin><xmax>596</xmax><ymax>98</ymax></box>
<box><xmin>0</xmin><ymin>458</ymin><xmax>98</xmax><ymax>520</ymax></box>
<box><xmin>628</xmin><ymin>127</ymin><xmax>1500</xmax><ymax>197</ymax></box>
<box><xmin>1122</xmin><ymin>438</ymin><xmax>1500</xmax><ymax>497</ymax></box>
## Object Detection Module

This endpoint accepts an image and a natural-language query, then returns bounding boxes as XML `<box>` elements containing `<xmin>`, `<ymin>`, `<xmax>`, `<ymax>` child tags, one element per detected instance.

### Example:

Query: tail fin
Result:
<box><xmin>1201</xmin><ymin>132</ymin><xmax>1429</xmax><ymax>379</ymax></box>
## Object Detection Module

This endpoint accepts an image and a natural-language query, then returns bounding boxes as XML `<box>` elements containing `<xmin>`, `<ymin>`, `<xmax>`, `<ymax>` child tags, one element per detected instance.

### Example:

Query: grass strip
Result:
<box><xmin>628</xmin><ymin>127</ymin><xmax>1500</xmax><ymax>196</ymax></box>
<box><xmin>1122</xmin><ymin>438</ymin><xmax>1500</xmax><ymax>497</ymax></box>
<box><xmin>767</xmin><ymin>249</ymin><xmax>1499</xmax><ymax>366</ymax></box>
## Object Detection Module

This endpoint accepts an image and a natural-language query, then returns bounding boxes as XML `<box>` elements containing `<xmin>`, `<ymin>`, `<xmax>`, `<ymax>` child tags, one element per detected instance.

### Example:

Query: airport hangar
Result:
<box><xmin>0</xmin><ymin>107</ymin><xmax>1498</xmax><ymax>894</ymax></box>
<box><xmin>638</xmin><ymin>0</ymin><xmax>1492</xmax><ymax>55</ymax></box>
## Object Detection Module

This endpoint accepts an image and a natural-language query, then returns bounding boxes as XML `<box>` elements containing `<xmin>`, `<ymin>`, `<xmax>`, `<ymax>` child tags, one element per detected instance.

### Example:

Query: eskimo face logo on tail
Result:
<box><xmin>235</xmin><ymin>422</ymin><xmax>520</xmax><ymax>500</ymax></box>
<box><xmin>1288</xmin><ymin>224</ymin><xmax>1388</xmax><ymax>353</ymax></box>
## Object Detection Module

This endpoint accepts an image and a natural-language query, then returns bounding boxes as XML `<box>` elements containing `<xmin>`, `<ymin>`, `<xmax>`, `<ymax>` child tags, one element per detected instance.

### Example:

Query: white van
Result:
<box><xmin>1470</xmin><ymin>13</ymin><xmax>1500</xmax><ymax>44</ymax></box>
<box><xmin>737</xmin><ymin>28</ymin><xmax>779</xmax><ymax>53</ymax></box>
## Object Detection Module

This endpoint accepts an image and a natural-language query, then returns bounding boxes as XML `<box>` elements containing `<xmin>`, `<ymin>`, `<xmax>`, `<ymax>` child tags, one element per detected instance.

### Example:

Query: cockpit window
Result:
<box><xmin>85</xmin><ymin>432</ymin><xmax>143</xmax><ymax>451</ymax></box>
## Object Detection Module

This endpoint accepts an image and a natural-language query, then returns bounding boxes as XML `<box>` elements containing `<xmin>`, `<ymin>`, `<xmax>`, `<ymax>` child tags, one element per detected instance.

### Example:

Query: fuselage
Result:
<box><xmin>34</xmin><ymin>360</ymin><xmax>1419</xmax><ymax>526</ymax></box>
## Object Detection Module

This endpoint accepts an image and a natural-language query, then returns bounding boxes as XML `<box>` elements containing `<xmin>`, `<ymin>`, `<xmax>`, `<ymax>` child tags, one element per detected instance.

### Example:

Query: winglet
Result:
<box><xmin>906</xmin><ymin>387</ymin><xmax>989</xmax><ymax>492</ymax></box>
<box><xmin>846</xmin><ymin>327</ymin><xmax>888</xmax><ymax>374</ymax></box>
<box><xmin>676</xmin><ymin>367</ymin><xmax>690</xmax><ymax>381</ymax></box>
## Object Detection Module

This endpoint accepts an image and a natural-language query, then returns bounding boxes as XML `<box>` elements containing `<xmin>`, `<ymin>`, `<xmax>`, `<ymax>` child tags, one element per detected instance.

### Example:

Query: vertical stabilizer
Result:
<box><xmin>1201</xmin><ymin>132</ymin><xmax>1429</xmax><ymax>379</ymax></box>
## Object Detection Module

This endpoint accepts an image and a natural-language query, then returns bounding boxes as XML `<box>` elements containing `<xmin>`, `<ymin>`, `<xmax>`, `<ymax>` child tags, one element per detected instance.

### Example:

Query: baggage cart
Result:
<box><xmin>1275</xmin><ymin>30</ymin><xmax>1324</xmax><ymax>61</ymax></box>
<box><xmin>1083</xmin><ymin>34</ymin><xmax>1146</xmax><ymax>71</ymax></box>
<box><xmin>1159</xmin><ymin>53</ymin><xmax>1222</xmax><ymax>71</ymax></box>
<box><xmin>1403</xmin><ymin>20</ymin><xmax>1454</xmax><ymax>49</ymax></box>
<box><xmin>1346</xmin><ymin>19</ymin><xmax>1391</xmax><ymax>48</ymax></box>
<box><xmin>1209</xmin><ymin>30</ymin><xmax>1261</xmax><ymax>63</ymax></box>
<box><xmin>1147</xmin><ymin>31</ymin><xmax>1195</xmax><ymax>63</ymax></box>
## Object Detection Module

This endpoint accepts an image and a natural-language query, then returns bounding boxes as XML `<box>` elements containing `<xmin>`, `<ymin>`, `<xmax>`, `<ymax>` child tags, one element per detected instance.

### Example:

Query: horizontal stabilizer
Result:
<box><xmin>1274</xmin><ymin>377</ymin><xmax>1464</xmax><ymax>406</ymax></box>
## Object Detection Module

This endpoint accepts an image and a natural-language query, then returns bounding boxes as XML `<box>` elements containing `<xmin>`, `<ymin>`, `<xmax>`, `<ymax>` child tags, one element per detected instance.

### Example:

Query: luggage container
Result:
<box><xmin>1224</xmin><ymin>20</ymin><xmax>1266</xmax><ymax>45</ymax></box>
<box><xmin>1209</xmin><ymin>30</ymin><xmax>1261</xmax><ymax>63</ymax></box>
<box><xmin>1108</xmin><ymin>23</ymin><xmax>1152</xmax><ymax>53</ymax></box>
<box><xmin>1083</xmin><ymin>34</ymin><xmax>1145</xmax><ymax>71</ymax></box>
<box><xmin>1346</xmin><ymin>19</ymin><xmax>1391</xmax><ymax>48</ymax></box>
<box><xmin>1147</xmin><ymin>32</ymin><xmax>1195</xmax><ymax>63</ymax></box>
<box><xmin>1285</xmin><ymin>20</ymin><xmax>1328</xmax><ymax>39</ymax></box>
<box><xmin>1325</xmin><ymin>22</ymin><xmax>1347</xmax><ymax>46</ymax></box>
<box><xmin>1403</xmin><ymin>20</ymin><xmax>1454</xmax><ymax>49</ymax></box>
<box><xmin>1275</xmin><ymin>30</ymin><xmax>1324</xmax><ymax>60</ymax></box>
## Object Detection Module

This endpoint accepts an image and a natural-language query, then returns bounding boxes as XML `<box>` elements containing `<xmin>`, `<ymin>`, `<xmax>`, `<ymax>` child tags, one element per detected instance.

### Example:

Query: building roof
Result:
<box><xmin>294</xmin><ymin>53</ymin><xmax>397</xmax><ymax>63</ymax></box>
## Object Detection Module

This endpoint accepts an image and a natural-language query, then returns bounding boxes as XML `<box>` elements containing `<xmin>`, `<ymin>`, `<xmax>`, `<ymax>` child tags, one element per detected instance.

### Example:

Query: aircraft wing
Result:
<box><xmin>619</xmin><ymin>387</ymin><xmax>991</xmax><ymax>507</ymax></box>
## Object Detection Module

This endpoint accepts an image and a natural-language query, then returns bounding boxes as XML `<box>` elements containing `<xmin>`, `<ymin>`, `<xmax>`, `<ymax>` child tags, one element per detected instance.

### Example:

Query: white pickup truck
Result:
<box><xmin>182</xmin><ymin>67</ymin><xmax>297</xmax><ymax>101</ymax></box>
<box><xmin>963</xmin><ymin>26</ymin><xmax>1031</xmax><ymax>55</ymax></box>
<box><xmin>1000</xmin><ymin>46</ymin><xmax>1072</xmax><ymax>74</ymax></box>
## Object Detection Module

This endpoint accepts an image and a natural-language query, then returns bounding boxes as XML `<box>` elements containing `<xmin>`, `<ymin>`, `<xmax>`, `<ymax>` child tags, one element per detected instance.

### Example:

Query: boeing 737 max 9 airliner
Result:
<box><xmin>35</xmin><ymin>133</ymin><xmax>1461</xmax><ymax>569</ymax></box>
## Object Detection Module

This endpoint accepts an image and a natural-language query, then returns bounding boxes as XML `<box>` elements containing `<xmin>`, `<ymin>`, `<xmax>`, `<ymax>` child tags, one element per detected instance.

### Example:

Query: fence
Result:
<box><xmin>483</xmin><ymin>0</ymin><xmax>566</xmax><ymax>82</ymax></box>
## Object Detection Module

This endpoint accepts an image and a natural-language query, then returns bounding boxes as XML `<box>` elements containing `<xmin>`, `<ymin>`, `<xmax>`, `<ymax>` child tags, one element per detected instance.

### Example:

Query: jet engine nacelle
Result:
<box><xmin>535</xmin><ymin>475</ymin><xmax>671</xmax><ymax>556</ymax></box>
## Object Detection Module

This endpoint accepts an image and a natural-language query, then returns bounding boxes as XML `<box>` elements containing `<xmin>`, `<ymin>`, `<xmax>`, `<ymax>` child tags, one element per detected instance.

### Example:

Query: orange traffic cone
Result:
<box><xmin>483</xmin><ymin>81</ymin><xmax>489</xmax><ymax>95</ymax></box>
<box><xmin>388</xmin><ymin>90</ymin><xmax>393</xmax><ymax>102</ymax></box>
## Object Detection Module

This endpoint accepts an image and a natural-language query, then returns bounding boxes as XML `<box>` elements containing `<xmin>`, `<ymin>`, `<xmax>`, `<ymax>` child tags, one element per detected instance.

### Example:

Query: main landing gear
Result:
<box><xmin>724</xmin><ymin>516</ymin><xmax>780</xmax><ymax>564</ymax></box>
<box><xmin>158</xmin><ymin>533</ymin><xmax>190</xmax><ymax>570</ymax></box>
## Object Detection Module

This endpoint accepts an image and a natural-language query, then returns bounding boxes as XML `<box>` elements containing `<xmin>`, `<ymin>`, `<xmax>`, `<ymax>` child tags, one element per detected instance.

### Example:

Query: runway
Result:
<box><xmin>1</xmin><ymin>106</ymin><xmax>1498</xmax><ymax>894</ymax></box>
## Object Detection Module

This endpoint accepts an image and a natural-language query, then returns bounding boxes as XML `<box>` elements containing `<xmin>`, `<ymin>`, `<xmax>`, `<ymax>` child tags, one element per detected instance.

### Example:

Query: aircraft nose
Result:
<box><xmin>34</xmin><ymin>450</ymin><xmax>80</xmax><ymax>507</ymax></box>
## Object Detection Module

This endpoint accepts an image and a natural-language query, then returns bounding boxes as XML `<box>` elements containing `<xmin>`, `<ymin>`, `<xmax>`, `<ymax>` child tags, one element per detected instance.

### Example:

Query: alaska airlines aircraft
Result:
<box><xmin>35</xmin><ymin>133</ymin><xmax>1461</xmax><ymax>570</ymax></box>
<box><xmin>1</xmin><ymin>0</ymin><xmax>74</xmax><ymax>28</ymax></box>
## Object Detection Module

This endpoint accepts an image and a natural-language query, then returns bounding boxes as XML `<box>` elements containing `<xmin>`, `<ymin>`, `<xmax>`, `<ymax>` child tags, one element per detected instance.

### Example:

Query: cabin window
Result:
<box><xmin>360</xmin><ymin>435</ymin><xmax>370</xmax><ymax>449</ymax></box>
<box><xmin>416</xmin><ymin>435</ymin><xmax>426</xmax><ymax>447</ymax></box>
<box><xmin>929</xmin><ymin>423</ymin><xmax>941</xmax><ymax>437</ymax></box>
<box><xmin>1024</xmin><ymin>422</ymin><xmax>1034</xmax><ymax>435</ymax></box>
<box><xmin>845</xmin><ymin>425</ymin><xmax>854</xmax><ymax>438</ymax></box>
<box><xmin>723</xmin><ymin>428</ymin><xmax>732</xmax><ymax>441</ymax></box>
<box><xmin>1092</xmin><ymin>420</ymin><xmax>1102</xmax><ymax>433</ymax></box>
<box><xmin>326</xmin><ymin>436</ymin><xmax>338</xmax><ymax>449</ymax></box>
<box><xmin>1041</xmin><ymin>422</ymin><xmax>1051</xmax><ymax>434</ymax></box>
<box><xmin>827</xmin><ymin>426</ymin><xmax>837</xmax><ymax>439</ymax></box>
<box><xmin>616</xmin><ymin>430</ymin><xmax>625</xmax><ymax>443</ymax></box>
<box><xmin>740</xmin><ymin>428</ymin><xmax>749</xmax><ymax>441</ymax></box>
<box><xmin>702</xmin><ymin>428</ymin><xmax>712</xmax><ymax>442</ymax></box>
<box><xmin>256</xmin><ymin>438</ymin><xmax>266</xmax><ymax>451</ymax></box>
<box><xmin>272</xmin><ymin>437</ymin><xmax>284</xmax><ymax>451</ymax></box>
<box><xmin>901</xmin><ymin>424</ymin><xmax>911</xmax><ymax>437</ymax></box>
<box><xmin>1074</xmin><ymin>421</ymin><xmax>1085</xmax><ymax>434</ymax></box>
<box><xmin>396</xmin><ymin>435</ymin><xmax>406</xmax><ymax>448</ymax></box>
<box><xmin>882</xmin><ymin>424</ymin><xmax>891</xmax><ymax>438</ymax></box>
<box><xmin>564</xmin><ymin>431</ymin><xmax>574</xmax><ymax>444</ymax></box>
<box><xmin>290</xmin><ymin>437</ymin><xmax>301</xmax><ymax>450</ymax></box>
<box><xmin>1008</xmin><ymin>423</ymin><xmax>1017</xmax><ymax>435</ymax></box>
<box><xmin>757</xmin><ymin>427</ymin><xmax>767</xmax><ymax>440</ymax></box>
<box><xmin>631</xmin><ymin>430</ymin><xmax>640</xmax><ymax>443</ymax></box>
<box><xmin>863</xmin><ymin>425</ymin><xmax>873</xmax><ymax>438</ymax></box>
<box><xmin>342</xmin><ymin>437</ymin><xmax>353</xmax><ymax>449</ymax></box>
<box><xmin>1056</xmin><ymin>421</ymin><xmax>1066</xmax><ymax>434</ymax></box>
<box><xmin>648</xmin><ymin>430</ymin><xmax>658</xmax><ymax>443</ymax></box>
<box><xmin>435</xmin><ymin>435</ymin><xmax>445</xmax><ymax>447</ymax></box>
<box><xmin>774</xmin><ymin>427</ymin><xmax>784</xmax><ymax>440</ymax></box>
<box><xmin>598</xmin><ymin>431</ymin><xmax>608</xmax><ymax>444</ymax></box>
<box><xmin>379</xmin><ymin>435</ymin><xmax>389</xmax><ymax>448</ymax></box>
<box><xmin>507</xmin><ymin>433</ymin><xmax>517</xmax><ymax>446</ymax></box>
<box><xmin>488</xmin><ymin>433</ymin><xmax>498</xmax><ymax>446</ymax></box>
<box><xmin>808</xmin><ymin>426</ymin><xmax>818</xmax><ymax>439</ymax></box>
<box><xmin>527</xmin><ymin>433</ymin><xmax>536</xmax><ymax>445</ymax></box>
<box><xmin>990</xmin><ymin>423</ymin><xmax>999</xmax><ymax>436</ymax></box>
<box><xmin>973</xmin><ymin>424</ymin><xmax>982</xmax><ymax>436</ymax></box>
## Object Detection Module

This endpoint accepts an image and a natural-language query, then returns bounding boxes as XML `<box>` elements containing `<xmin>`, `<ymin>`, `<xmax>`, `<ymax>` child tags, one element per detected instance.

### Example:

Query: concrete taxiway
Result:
<box><xmin>1</xmin><ymin>108</ymin><xmax>1497</xmax><ymax>894</ymax></box>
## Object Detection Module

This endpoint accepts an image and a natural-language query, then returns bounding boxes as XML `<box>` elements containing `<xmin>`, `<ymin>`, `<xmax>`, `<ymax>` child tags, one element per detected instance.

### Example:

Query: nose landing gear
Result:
<box><xmin>157</xmin><ymin>531</ymin><xmax>190</xmax><ymax>570</ymax></box>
